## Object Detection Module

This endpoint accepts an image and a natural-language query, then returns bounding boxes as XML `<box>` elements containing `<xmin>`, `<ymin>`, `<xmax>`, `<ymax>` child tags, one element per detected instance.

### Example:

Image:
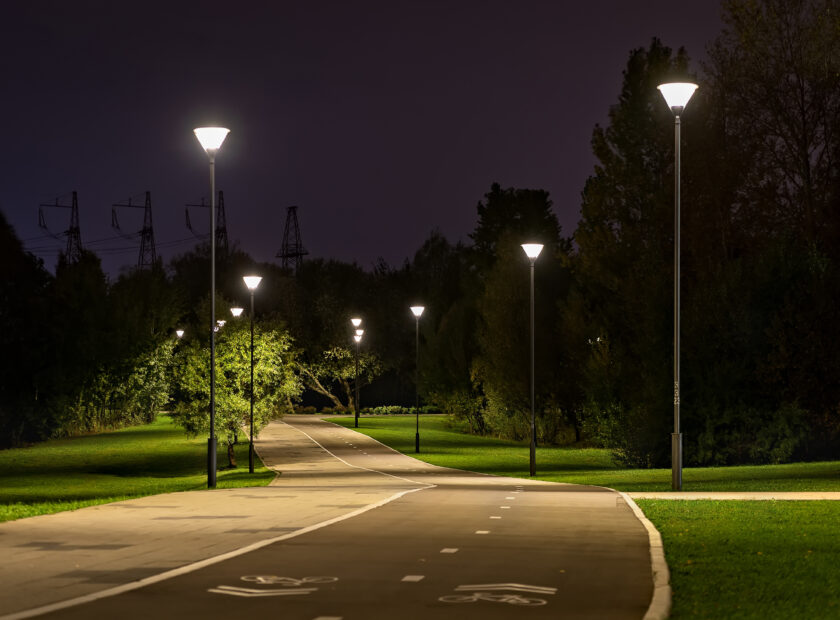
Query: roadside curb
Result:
<box><xmin>616</xmin><ymin>491</ymin><xmax>671</xmax><ymax>620</ymax></box>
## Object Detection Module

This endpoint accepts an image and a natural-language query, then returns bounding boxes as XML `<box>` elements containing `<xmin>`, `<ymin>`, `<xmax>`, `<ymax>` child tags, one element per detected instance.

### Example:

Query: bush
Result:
<box><xmin>693</xmin><ymin>402</ymin><xmax>809</xmax><ymax>466</ymax></box>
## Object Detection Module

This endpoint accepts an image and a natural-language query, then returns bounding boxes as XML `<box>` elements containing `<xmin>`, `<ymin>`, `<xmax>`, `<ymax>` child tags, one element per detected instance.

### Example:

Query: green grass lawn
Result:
<box><xmin>331</xmin><ymin>415</ymin><xmax>840</xmax><ymax>491</ymax></box>
<box><xmin>332</xmin><ymin>415</ymin><xmax>840</xmax><ymax>618</ymax></box>
<box><xmin>0</xmin><ymin>415</ymin><xmax>275</xmax><ymax>522</ymax></box>
<box><xmin>637</xmin><ymin>500</ymin><xmax>840</xmax><ymax>619</ymax></box>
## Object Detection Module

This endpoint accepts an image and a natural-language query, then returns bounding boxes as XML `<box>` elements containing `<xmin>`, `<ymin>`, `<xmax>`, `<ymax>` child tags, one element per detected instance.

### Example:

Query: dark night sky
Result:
<box><xmin>1</xmin><ymin>1</ymin><xmax>723</xmax><ymax>276</ymax></box>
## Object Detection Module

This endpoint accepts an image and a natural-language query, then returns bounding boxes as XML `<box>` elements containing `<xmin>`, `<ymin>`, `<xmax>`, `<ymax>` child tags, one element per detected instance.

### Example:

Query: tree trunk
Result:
<box><xmin>298</xmin><ymin>364</ymin><xmax>345</xmax><ymax>409</ymax></box>
<box><xmin>227</xmin><ymin>441</ymin><xmax>237</xmax><ymax>468</ymax></box>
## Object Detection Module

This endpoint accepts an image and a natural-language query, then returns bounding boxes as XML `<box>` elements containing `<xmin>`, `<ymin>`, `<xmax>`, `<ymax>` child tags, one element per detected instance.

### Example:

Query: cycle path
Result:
<box><xmin>1</xmin><ymin>416</ymin><xmax>660</xmax><ymax>619</ymax></box>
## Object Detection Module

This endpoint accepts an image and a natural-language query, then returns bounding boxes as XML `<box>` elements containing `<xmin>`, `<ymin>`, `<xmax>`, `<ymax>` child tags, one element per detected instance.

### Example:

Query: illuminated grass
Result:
<box><xmin>329</xmin><ymin>415</ymin><xmax>840</xmax><ymax>491</ymax></box>
<box><xmin>0</xmin><ymin>415</ymin><xmax>274</xmax><ymax>522</ymax></box>
<box><xmin>637</xmin><ymin>500</ymin><xmax>840</xmax><ymax>619</ymax></box>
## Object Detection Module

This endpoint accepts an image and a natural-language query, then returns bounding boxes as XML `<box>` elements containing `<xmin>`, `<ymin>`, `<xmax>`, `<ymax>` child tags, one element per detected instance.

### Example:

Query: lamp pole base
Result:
<box><xmin>671</xmin><ymin>432</ymin><xmax>682</xmax><ymax>491</ymax></box>
<box><xmin>530</xmin><ymin>440</ymin><xmax>536</xmax><ymax>477</ymax></box>
<box><xmin>207</xmin><ymin>438</ymin><xmax>217</xmax><ymax>488</ymax></box>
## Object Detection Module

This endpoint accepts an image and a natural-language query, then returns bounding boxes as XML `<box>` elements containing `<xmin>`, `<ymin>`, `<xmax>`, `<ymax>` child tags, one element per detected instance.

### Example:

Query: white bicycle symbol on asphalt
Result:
<box><xmin>439</xmin><ymin>592</ymin><xmax>547</xmax><ymax>606</ymax></box>
<box><xmin>241</xmin><ymin>575</ymin><xmax>338</xmax><ymax>587</ymax></box>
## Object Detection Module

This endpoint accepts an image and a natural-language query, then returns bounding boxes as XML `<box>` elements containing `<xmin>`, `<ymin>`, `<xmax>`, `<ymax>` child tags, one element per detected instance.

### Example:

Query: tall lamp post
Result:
<box><xmin>409</xmin><ymin>306</ymin><xmax>425</xmax><ymax>453</ymax></box>
<box><xmin>351</xmin><ymin>318</ymin><xmax>363</xmax><ymax>428</ymax></box>
<box><xmin>194</xmin><ymin>126</ymin><xmax>230</xmax><ymax>489</ymax></box>
<box><xmin>354</xmin><ymin>330</ymin><xmax>363</xmax><ymax>427</ymax></box>
<box><xmin>521</xmin><ymin>243</ymin><xmax>543</xmax><ymax>477</ymax></box>
<box><xmin>243</xmin><ymin>275</ymin><xmax>262</xmax><ymax>474</ymax></box>
<box><xmin>657</xmin><ymin>82</ymin><xmax>698</xmax><ymax>492</ymax></box>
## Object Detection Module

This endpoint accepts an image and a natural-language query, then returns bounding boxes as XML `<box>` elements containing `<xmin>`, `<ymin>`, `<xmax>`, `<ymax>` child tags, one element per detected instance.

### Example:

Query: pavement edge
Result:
<box><xmin>616</xmin><ymin>490</ymin><xmax>671</xmax><ymax>620</ymax></box>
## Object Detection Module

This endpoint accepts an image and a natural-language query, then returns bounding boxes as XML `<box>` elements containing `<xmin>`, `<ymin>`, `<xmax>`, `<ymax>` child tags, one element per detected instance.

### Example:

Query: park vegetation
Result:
<box><xmin>1</xmin><ymin>0</ymin><xmax>838</xmax><ymax>469</ymax></box>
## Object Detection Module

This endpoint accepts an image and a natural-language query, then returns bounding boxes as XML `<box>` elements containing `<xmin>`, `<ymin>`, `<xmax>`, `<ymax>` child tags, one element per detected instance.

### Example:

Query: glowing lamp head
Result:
<box><xmin>657</xmin><ymin>82</ymin><xmax>698</xmax><ymax>114</ymax></box>
<box><xmin>243</xmin><ymin>275</ymin><xmax>262</xmax><ymax>291</ymax></box>
<box><xmin>410</xmin><ymin>306</ymin><xmax>425</xmax><ymax>318</ymax></box>
<box><xmin>355</xmin><ymin>329</ymin><xmax>364</xmax><ymax>337</ymax></box>
<box><xmin>175</xmin><ymin>329</ymin><xmax>184</xmax><ymax>339</ymax></box>
<box><xmin>216</xmin><ymin>319</ymin><xmax>226</xmax><ymax>328</ymax></box>
<box><xmin>353</xmin><ymin>334</ymin><xmax>362</xmax><ymax>343</ymax></box>
<box><xmin>351</xmin><ymin>317</ymin><xmax>362</xmax><ymax>327</ymax></box>
<box><xmin>193</xmin><ymin>127</ymin><xmax>230</xmax><ymax>153</ymax></box>
<box><xmin>521</xmin><ymin>243</ymin><xmax>544</xmax><ymax>261</ymax></box>
<box><xmin>230</xmin><ymin>307</ymin><xmax>244</xmax><ymax>318</ymax></box>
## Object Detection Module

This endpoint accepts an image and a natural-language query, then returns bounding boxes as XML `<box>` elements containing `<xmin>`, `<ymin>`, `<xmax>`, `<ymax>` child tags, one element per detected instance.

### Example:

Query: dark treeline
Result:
<box><xmin>2</xmin><ymin>0</ymin><xmax>838</xmax><ymax>467</ymax></box>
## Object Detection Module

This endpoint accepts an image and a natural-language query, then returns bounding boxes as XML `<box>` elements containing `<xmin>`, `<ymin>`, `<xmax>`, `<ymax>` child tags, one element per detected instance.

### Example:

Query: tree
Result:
<box><xmin>571</xmin><ymin>39</ymin><xmax>692</xmax><ymax>465</ymax></box>
<box><xmin>298</xmin><ymin>346</ymin><xmax>383</xmax><ymax>410</ymax></box>
<box><xmin>171</xmin><ymin>317</ymin><xmax>301</xmax><ymax>467</ymax></box>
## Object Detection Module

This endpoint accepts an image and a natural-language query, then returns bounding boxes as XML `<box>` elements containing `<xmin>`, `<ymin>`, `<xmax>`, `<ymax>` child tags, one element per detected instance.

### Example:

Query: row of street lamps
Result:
<box><xmin>192</xmin><ymin>79</ymin><xmax>695</xmax><ymax>490</ymax></box>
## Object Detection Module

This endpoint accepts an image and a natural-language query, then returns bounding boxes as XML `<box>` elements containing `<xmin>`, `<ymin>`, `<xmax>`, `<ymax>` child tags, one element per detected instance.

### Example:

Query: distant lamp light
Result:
<box><xmin>354</xmin><ymin>334</ymin><xmax>362</xmax><ymax>343</ymax></box>
<box><xmin>355</xmin><ymin>329</ymin><xmax>364</xmax><ymax>337</ymax></box>
<box><xmin>521</xmin><ymin>243</ymin><xmax>544</xmax><ymax>261</ymax></box>
<box><xmin>351</xmin><ymin>317</ymin><xmax>362</xmax><ymax>328</ymax></box>
<box><xmin>175</xmin><ymin>329</ymin><xmax>185</xmax><ymax>339</ymax></box>
<box><xmin>243</xmin><ymin>275</ymin><xmax>263</xmax><ymax>291</ymax></box>
<box><xmin>410</xmin><ymin>306</ymin><xmax>425</xmax><ymax>318</ymax></box>
<box><xmin>657</xmin><ymin>82</ymin><xmax>698</xmax><ymax>113</ymax></box>
<box><xmin>231</xmin><ymin>307</ymin><xmax>244</xmax><ymax>318</ymax></box>
<box><xmin>216</xmin><ymin>320</ymin><xmax>226</xmax><ymax>328</ymax></box>
<box><xmin>193</xmin><ymin>127</ymin><xmax>230</xmax><ymax>154</ymax></box>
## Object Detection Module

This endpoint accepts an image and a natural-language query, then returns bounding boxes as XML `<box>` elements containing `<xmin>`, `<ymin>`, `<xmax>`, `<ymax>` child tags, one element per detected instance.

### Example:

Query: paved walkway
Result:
<box><xmin>0</xmin><ymin>417</ymin><xmax>662</xmax><ymax>619</ymax></box>
<box><xmin>629</xmin><ymin>491</ymin><xmax>840</xmax><ymax>500</ymax></box>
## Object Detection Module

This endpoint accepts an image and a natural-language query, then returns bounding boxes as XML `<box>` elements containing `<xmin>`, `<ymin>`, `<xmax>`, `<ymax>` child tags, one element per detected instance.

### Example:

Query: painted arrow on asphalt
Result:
<box><xmin>454</xmin><ymin>583</ymin><xmax>558</xmax><ymax>594</ymax></box>
<box><xmin>207</xmin><ymin>585</ymin><xmax>318</xmax><ymax>597</ymax></box>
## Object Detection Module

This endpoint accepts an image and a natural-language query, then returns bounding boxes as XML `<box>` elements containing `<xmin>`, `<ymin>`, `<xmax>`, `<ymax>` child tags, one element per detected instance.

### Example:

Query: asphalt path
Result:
<box><xmin>14</xmin><ymin>417</ymin><xmax>654</xmax><ymax>619</ymax></box>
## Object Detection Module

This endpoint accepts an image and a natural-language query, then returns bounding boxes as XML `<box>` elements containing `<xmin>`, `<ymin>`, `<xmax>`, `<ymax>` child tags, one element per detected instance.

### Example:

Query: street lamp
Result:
<box><xmin>194</xmin><ymin>126</ymin><xmax>230</xmax><ymax>489</ymax></box>
<box><xmin>243</xmin><ymin>275</ymin><xmax>262</xmax><ymax>473</ymax></box>
<box><xmin>521</xmin><ymin>243</ymin><xmax>543</xmax><ymax>477</ymax></box>
<box><xmin>409</xmin><ymin>305</ymin><xmax>425</xmax><ymax>453</ymax></box>
<box><xmin>351</xmin><ymin>318</ymin><xmax>364</xmax><ymax>428</ymax></box>
<box><xmin>353</xmin><ymin>327</ymin><xmax>364</xmax><ymax>428</ymax></box>
<box><xmin>175</xmin><ymin>329</ymin><xmax>184</xmax><ymax>339</ymax></box>
<box><xmin>658</xmin><ymin>81</ymin><xmax>698</xmax><ymax>492</ymax></box>
<box><xmin>230</xmin><ymin>307</ymin><xmax>244</xmax><ymax>318</ymax></box>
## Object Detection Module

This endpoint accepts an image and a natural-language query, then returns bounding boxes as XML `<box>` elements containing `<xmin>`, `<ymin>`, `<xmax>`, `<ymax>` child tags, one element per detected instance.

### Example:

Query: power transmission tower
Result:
<box><xmin>277</xmin><ymin>205</ymin><xmax>308</xmax><ymax>272</ymax></box>
<box><xmin>112</xmin><ymin>191</ymin><xmax>157</xmax><ymax>269</ymax></box>
<box><xmin>38</xmin><ymin>191</ymin><xmax>83</xmax><ymax>263</ymax></box>
<box><xmin>185</xmin><ymin>190</ymin><xmax>228</xmax><ymax>255</ymax></box>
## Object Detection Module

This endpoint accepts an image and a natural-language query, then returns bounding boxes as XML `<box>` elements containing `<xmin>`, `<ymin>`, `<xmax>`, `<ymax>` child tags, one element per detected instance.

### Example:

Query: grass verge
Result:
<box><xmin>0</xmin><ymin>415</ymin><xmax>274</xmax><ymax>522</ymax></box>
<box><xmin>637</xmin><ymin>500</ymin><xmax>840</xmax><ymax>619</ymax></box>
<box><xmin>330</xmin><ymin>415</ymin><xmax>840</xmax><ymax>491</ymax></box>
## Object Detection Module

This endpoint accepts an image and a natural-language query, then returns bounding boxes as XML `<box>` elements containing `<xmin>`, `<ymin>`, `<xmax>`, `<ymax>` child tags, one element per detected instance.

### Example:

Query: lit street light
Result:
<box><xmin>353</xmin><ymin>327</ymin><xmax>364</xmax><ymax>428</ymax></box>
<box><xmin>194</xmin><ymin>126</ymin><xmax>230</xmax><ymax>489</ymax></box>
<box><xmin>409</xmin><ymin>305</ymin><xmax>425</xmax><ymax>453</ymax></box>
<box><xmin>230</xmin><ymin>307</ymin><xmax>244</xmax><ymax>318</ymax></box>
<box><xmin>658</xmin><ymin>81</ymin><xmax>698</xmax><ymax>492</ymax></box>
<box><xmin>175</xmin><ymin>329</ymin><xmax>184</xmax><ymax>339</ymax></box>
<box><xmin>351</xmin><ymin>318</ymin><xmax>364</xmax><ymax>428</ymax></box>
<box><xmin>243</xmin><ymin>275</ymin><xmax>262</xmax><ymax>474</ymax></box>
<box><xmin>521</xmin><ymin>243</ymin><xmax>543</xmax><ymax>477</ymax></box>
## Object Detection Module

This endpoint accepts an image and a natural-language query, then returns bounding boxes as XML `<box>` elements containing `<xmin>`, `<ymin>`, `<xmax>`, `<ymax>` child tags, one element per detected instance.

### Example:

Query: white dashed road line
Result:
<box><xmin>401</xmin><ymin>575</ymin><xmax>425</xmax><ymax>582</ymax></box>
<box><xmin>440</xmin><ymin>548</ymin><xmax>459</xmax><ymax>554</ymax></box>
